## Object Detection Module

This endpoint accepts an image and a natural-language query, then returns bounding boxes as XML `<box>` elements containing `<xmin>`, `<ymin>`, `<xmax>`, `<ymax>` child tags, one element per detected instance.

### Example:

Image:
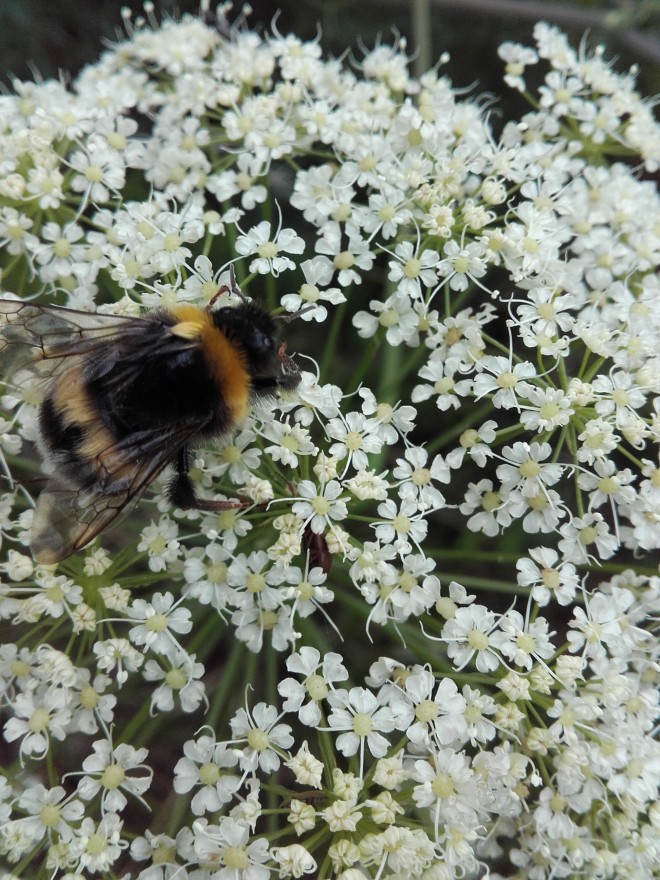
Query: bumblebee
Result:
<box><xmin>0</xmin><ymin>270</ymin><xmax>302</xmax><ymax>564</ymax></box>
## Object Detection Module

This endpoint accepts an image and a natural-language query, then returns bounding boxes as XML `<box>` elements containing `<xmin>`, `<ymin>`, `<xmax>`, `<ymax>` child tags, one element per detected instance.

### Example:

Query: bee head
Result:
<box><xmin>211</xmin><ymin>300</ymin><xmax>304</xmax><ymax>396</ymax></box>
<box><xmin>212</xmin><ymin>301</ymin><xmax>282</xmax><ymax>378</ymax></box>
<box><xmin>208</xmin><ymin>266</ymin><xmax>303</xmax><ymax>390</ymax></box>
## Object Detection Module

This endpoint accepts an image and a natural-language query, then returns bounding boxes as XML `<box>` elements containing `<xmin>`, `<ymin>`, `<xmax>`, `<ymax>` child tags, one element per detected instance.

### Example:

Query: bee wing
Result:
<box><xmin>0</xmin><ymin>300</ymin><xmax>148</xmax><ymax>382</ymax></box>
<box><xmin>31</xmin><ymin>421</ymin><xmax>203</xmax><ymax>564</ymax></box>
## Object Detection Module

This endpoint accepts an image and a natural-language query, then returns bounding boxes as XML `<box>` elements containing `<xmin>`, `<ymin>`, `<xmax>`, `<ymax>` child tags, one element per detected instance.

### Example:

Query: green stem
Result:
<box><xmin>344</xmin><ymin>335</ymin><xmax>382</xmax><ymax>395</ymax></box>
<box><xmin>319</xmin><ymin>300</ymin><xmax>348</xmax><ymax>380</ymax></box>
<box><xmin>206</xmin><ymin>638</ymin><xmax>257</xmax><ymax>730</ymax></box>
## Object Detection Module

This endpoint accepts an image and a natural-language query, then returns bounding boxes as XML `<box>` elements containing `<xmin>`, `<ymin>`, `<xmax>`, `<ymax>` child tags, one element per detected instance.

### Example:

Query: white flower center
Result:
<box><xmin>257</xmin><ymin>241</ymin><xmax>278</xmax><ymax>259</ymax></box>
<box><xmin>247</xmin><ymin>728</ymin><xmax>270</xmax><ymax>752</ymax></box>
<box><xmin>353</xmin><ymin>712</ymin><xmax>373</xmax><ymax>736</ymax></box>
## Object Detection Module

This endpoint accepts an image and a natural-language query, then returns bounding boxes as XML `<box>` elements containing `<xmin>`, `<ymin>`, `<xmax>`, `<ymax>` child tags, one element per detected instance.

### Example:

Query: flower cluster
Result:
<box><xmin>0</xmin><ymin>7</ymin><xmax>659</xmax><ymax>880</ymax></box>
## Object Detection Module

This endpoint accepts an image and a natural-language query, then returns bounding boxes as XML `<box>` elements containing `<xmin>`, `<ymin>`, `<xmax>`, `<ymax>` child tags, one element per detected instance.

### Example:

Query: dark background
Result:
<box><xmin>1</xmin><ymin>0</ymin><xmax>658</xmax><ymax>99</ymax></box>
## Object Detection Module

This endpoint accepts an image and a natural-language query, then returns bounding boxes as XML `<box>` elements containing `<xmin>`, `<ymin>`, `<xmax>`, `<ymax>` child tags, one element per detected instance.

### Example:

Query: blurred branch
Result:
<box><xmin>411</xmin><ymin>0</ymin><xmax>432</xmax><ymax>77</ymax></box>
<box><xmin>393</xmin><ymin>0</ymin><xmax>660</xmax><ymax>66</ymax></box>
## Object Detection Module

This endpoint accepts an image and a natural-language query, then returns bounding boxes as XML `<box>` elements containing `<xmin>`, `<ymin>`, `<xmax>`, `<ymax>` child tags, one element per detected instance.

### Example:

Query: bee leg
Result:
<box><xmin>168</xmin><ymin>447</ymin><xmax>247</xmax><ymax>513</ymax></box>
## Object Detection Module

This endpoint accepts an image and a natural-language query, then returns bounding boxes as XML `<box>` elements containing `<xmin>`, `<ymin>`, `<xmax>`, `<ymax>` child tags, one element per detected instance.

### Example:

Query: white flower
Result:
<box><xmin>387</xmin><ymin>241</ymin><xmax>439</xmax><ymax>299</ymax></box>
<box><xmin>291</xmin><ymin>479</ymin><xmax>348</xmax><ymax>535</ymax></box>
<box><xmin>279</xmin><ymin>564</ymin><xmax>334</xmax><ymax>619</ymax></box>
<box><xmin>441</xmin><ymin>604</ymin><xmax>501</xmax><ymax>673</ymax></box>
<box><xmin>263</xmin><ymin>422</ymin><xmax>317</xmax><ymax>468</ymax></box>
<box><xmin>498</xmin><ymin>41</ymin><xmax>539</xmax><ymax>91</ymax></box>
<box><xmin>326</xmin><ymin>686</ymin><xmax>396</xmax><ymax>771</ymax></box>
<box><xmin>173</xmin><ymin>733</ymin><xmax>241</xmax><ymax>815</ymax></box>
<box><xmin>191</xmin><ymin>816</ymin><xmax>270</xmax><ymax>879</ymax></box>
<box><xmin>207</xmin><ymin>152</ymin><xmax>268</xmax><ymax>210</ymax></box>
<box><xmin>3</xmin><ymin>686</ymin><xmax>71</xmax><ymax>759</ymax></box>
<box><xmin>533</xmin><ymin>786</ymin><xmax>578</xmax><ymax>839</ymax></box>
<box><xmin>558</xmin><ymin>512</ymin><xmax>618</xmax><ymax>563</ymax></box>
<box><xmin>130</xmin><ymin>829</ymin><xmax>180</xmax><ymax>877</ymax></box>
<box><xmin>489</xmin><ymin>609</ymin><xmax>556</xmax><ymax>670</ymax></box>
<box><xmin>567</xmin><ymin>587</ymin><xmax>637</xmax><ymax>659</ymax></box>
<box><xmin>235</xmin><ymin>219</ymin><xmax>304</xmax><ymax>276</ymax></box>
<box><xmin>212</xmin><ymin>428</ymin><xmax>262</xmax><ymax>483</ymax></box>
<box><xmin>285</xmin><ymin>741</ymin><xmax>325</xmax><ymax>789</ymax></box>
<box><xmin>519</xmin><ymin>386</ymin><xmax>574</xmax><ymax>432</ymax></box>
<box><xmin>326</xmin><ymin>411</ymin><xmax>384</xmax><ymax>472</ymax></box>
<box><xmin>142</xmin><ymin>655</ymin><xmax>207</xmax><ymax>713</ymax></box>
<box><xmin>93</xmin><ymin>637</ymin><xmax>144</xmax><ymax>686</ymax></box>
<box><xmin>396</xmin><ymin>669</ymin><xmax>468</xmax><ymax>747</ymax></box>
<box><xmin>229</xmin><ymin>702</ymin><xmax>294</xmax><ymax>773</ymax></box>
<box><xmin>278</xmin><ymin>647</ymin><xmax>348</xmax><ymax>726</ymax></box>
<box><xmin>436</xmin><ymin>239</ymin><xmax>488</xmax><ymax>292</ymax></box>
<box><xmin>352</xmin><ymin>292</ymin><xmax>421</xmax><ymax>345</ymax></box>
<box><xmin>516</xmin><ymin>546</ymin><xmax>579</xmax><ymax>606</ymax></box>
<box><xmin>411</xmin><ymin>747</ymin><xmax>479</xmax><ymax>825</ymax></box>
<box><xmin>16</xmin><ymin>784</ymin><xmax>84</xmax><ymax>843</ymax></box>
<box><xmin>271</xmin><ymin>843</ymin><xmax>317</xmax><ymax>878</ymax></box>
<box><xmin>372</xmin><ymin>750</ymin><xmax>409</xmax><ymax>790</ymax></box>
<box><xmin>472</xmin><ymin>356</ymin><xmax>537</xmax><ymax>409</ymax></box>
<box><xmin>281</xmin><ymin>256</ymin><xmax>345</xmax><ymax>321</ymax></box>
<box><xmin>76</xmin><ymin>739</ymin><xmax>152</xmax><ymax>814</ymax></box>
<box><xmin>315</xmin><ymin>221</ymin><xmax>375</xmax><ymax>286</ymax></box>
<box><xmin>373</xmin><ymin>498</ymin><xmax>428</xmax><ymax>553</ymax></box>
<box><xmin>70</xmin><ymin>812</ymin><xmax>126</xmax><ymax>874</ymax></box>
<box><xmin>412</xmin><ymin>357</ymin><xmax>472</xmax><ymax>410</ymax></box>
<box><xmin>137</xmin><ymin>517</ymin><xmax>181</xmax><ymax>572</ymax></box>
<box><xmin>319</xmin><ymin>796</ymin><xmax>363</xmax><ymax>832</ymax></box>
<box><xmin>393</xmin><ymin>445</ymin><xmax>448</xmax><ymax>510</ymax></box>
<box><xmin>31</xmin><ymin>573</ymin><xmax>83</xmax><ymax>618</ymax></box>
<box><xmin>126</xmin><ymin>592</ymin><xmax>193</xmax><ymax>656</ymax></box>
<box><xmin>496</xmin><ymin>441</ymin><xmax>563</xmax><ymax>496</ymax></box>
<box><xmin>70</xmin><ymin>144</ymin><xmax>126</xmax><ymax>202</ymax></box>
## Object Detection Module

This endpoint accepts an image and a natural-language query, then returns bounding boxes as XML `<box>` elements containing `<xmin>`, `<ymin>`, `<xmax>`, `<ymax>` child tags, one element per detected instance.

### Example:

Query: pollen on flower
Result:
<box><xmin>145</xmin><ymin>614</ymin><xmax>168</xmax><ymax>632</ymax></box>
<box><xmin>306</xmin><ymin>674</ymin><xmax>329</xmax><ymax>700</ymax></box>
<box><xmin>247</xmin><ymin>728</ymin><xmax>270</xmax><ymax>752</ymax></box>
<box><xmin>163</xmin><ymin>233</ymin><xmax>182</xmax><ymax>252</ymax></box>
<box><xmin>40</xmin><ymin>804</ymin><xmax>61</xmax><ymax>827</ymax></box>
<box><xmin>403</xmin><ymin>257</ymin><xmax>421</xmax><ymax>278</ymax></box>
<box><xmin>379</xmin><ymin>308</ymin><xmax>399</xmax><ymax>327</ymax></box>
<box><xmin>246</xmin><ymin>573</ymin><xmax>265</xmax><ymax>593</ymax></box>
<box><xmin>497</xmin><ymin>371</ymin><xmax>518</xmax><ymax>389</ymax></box>
<box><xmin>311</xmin><ymin>497</ymin><xmax>330</xmax><ymax>516</ymax></box>
<box><xmin>198</xmin><ymin>762</ymin><xmax>221</xmax><ymax>785</ymax></box>
<box><xmin>353</xmin><ymin>712</ymin><xmax>373</xmax><ymax>736</ymax></box>
<box><xmin>101</xmin><ymin>764</ymin><xmax>125</xmax><ymax>790</ymax></box>
<box><xmin>519</xmin><ymin>460</ymin><xmax>541</xmax><ymax>478</ymax></box>
<box><xmin>392</xmin><ymin>514</ymin><xmax>411</xmax><ymax>533</ymax></box>
<box><xmin>467</xmin><ymin>629</ymin><xmax>489</xmax><ymax>651</ymax></box>
<box><xmin>579</xmin><ymin>525</ymin><xmax>598</xmax><ymax>546</ymax></box>
<box><xmin>334</xmin><ymin>251</ymin><xmax>355</xmax><ymax>269</ymax></box>
<box><xmin>416</xmin><ymin>700</ymin><xmax>439</xmax><ymax>723</ymax></box>
<box><xmin>257</xmin><ymin>241</ymin><xmax>278</xmax><ymax>259</ymax></box>
<box><xmin>28</xmin><ymin>708</ymin><xmax>50</xmax><ymax>733</ymax></box>
<box><xmin>165</xmin><ymin>667</ymin><xmax>188</xmax><ymax>690</ymax></box>
<box><xmin>224</xmin><ymin>847</ymin><xmax>248</xmax><ymax>869</ymax></box>
<box><xmin>431</xmin><ymin>773</ymin><xmax>455</xmax><ymax>799</ymax></box>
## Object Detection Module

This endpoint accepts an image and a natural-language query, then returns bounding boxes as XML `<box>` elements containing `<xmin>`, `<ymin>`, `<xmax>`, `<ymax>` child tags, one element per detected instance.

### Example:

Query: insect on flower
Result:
<box><xmin>0</xmin><ymin>268</ymin><xmax>304</xmax><ymax>564</ymax></box>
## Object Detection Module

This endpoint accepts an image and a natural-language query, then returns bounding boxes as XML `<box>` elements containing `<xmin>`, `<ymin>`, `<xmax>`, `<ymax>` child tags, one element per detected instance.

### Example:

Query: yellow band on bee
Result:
<box><xmin>170</xmin><ymin>304</ymin><xmax>250</xmax><ymax>424</ymax></box>
<box><xmin>171</xmin><ymin>320</ymin><xmax>205</xmax><ymax>340</ymax></box>
<box><xmin>169</xmin><ymin>304</ymin><xmax>213</xmax><ymax>340</ymax></box>
<box><xmin>200</xmin><ymin>324</ymin><xmax>250</xmax><ymax>423</ymax></box>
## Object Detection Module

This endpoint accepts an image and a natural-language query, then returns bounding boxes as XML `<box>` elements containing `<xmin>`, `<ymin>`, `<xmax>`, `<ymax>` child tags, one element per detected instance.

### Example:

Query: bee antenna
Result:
<box><xmin>277</xmin><ymin>304</ymin><xmax>318</xmax><ymax>324</ymax></box>
<box><xmin>208</xmin><ymin>264</ymin><xmax>249</xmax><ymax>310</ymax></box>
<box><xmin>228</xmin><ymin>264</ymin><xmax>248</xmax><ymax>301</ymax></box>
